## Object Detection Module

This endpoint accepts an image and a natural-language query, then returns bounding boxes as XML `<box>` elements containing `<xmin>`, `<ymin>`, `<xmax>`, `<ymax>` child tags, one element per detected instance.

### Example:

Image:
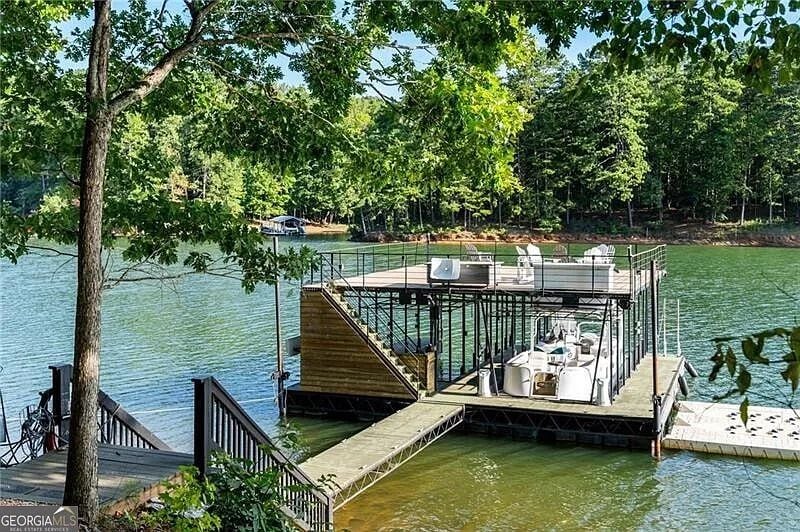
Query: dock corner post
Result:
<box><xmin>273</xmin><ymin>236</ymin><xmax>286</xmax><ymax>418</ymax></box>
<box><xmin>650</xmin><ymin>259</ymin><xmax>661</xmax><ymax>460</ymax></box>
<box><xmin>49</xmin><ymin>364</ymin><xmax>72</xmax><ymax>448</ymax></box>
<box><xmin>652</xmin><ymin>394</ymin><xmax>663</xmax><ymax>460</ymax></box>
<box><xmin>193</xmin><ymin>377</ymin><xmax>212</xmax><ymax>477</ymax></box>
<box><xmin>650</xmin><ymin>260</ymin><xmax>658</xmax><ymax>389</ymax></box>
<box><xmin>325</xmin><ymin>492</ymin><xmax>335</xmax><ymax>530</ymax></box>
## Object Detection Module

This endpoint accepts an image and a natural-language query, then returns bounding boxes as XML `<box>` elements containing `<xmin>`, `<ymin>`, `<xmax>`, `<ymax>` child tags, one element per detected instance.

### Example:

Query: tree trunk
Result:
<box><xmin>627</xmin><ymin>200</ymin><xmax>634</xmax><ymax>228</ymax></box>
<box><xmin>64</xmin><ymin>1</ymin><xmax>111</xmax><ymax>525</ymax></box>
<box><xmin>739</xmin><ymin>197</ymin><xmax>746</xmax><ymax>226</ymax></box>
<box><xmin>767</xmin><ymin>178</ymin><xmax>773</xmax><ymax>225</ymax></box>
<box><xmin>740</xmin><ymin>163</ymin><xmax>751</xmax><ymax>226</ymax></box>
<box><xmin>498</xmin><ymin>198</ymin><xmax>502</xmax><ymax>225</ymax></box>
<box><xmin>360</xmin><ymin>208</ymin><xmax>367</xmax><ymax>235</ymax></box>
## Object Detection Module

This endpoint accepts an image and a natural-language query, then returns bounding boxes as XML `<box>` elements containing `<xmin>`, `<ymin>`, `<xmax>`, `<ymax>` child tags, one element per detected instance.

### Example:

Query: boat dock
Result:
<box><xmin>663</xmin><ymin>401</ymin><xmax>800</xmax><ymax>461</ymax></box>
<box><xmin>290</xmin><ymin>244</ymin><xmax>677</xmax><ymax>448</ymax></box>
<box><xmin>299</xmin><ymin>402</ymin><xmax>464</xmax><ymax>509</ymax></box>
<box><xmin>0</xmin><ymin>444</ymin><xmax>191</xmax><ymax>513</ymax></box>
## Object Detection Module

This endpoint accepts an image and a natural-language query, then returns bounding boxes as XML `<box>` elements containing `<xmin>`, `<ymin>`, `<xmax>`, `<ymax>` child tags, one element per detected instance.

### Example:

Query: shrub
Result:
<box><xmin>124</xmin><ymin>450</ymin><xmax>298</xmax><ymax>531</ymax></box>
<box><xmin>206</xmin><ymin>452</ymin><xmax>287</xmax><ymax>531</ymax></box>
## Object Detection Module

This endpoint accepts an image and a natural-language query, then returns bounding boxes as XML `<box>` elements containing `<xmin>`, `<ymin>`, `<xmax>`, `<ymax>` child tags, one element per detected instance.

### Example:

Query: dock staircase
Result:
<box><xmin>320</xmin><ymin>284</ymin><xmax>426</xmax><ymax>399</ymax></box>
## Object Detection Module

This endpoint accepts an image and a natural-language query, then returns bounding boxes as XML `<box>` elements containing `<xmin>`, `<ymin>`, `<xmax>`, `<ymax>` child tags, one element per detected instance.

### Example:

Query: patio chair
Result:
<box><xmin>553</xmin><ymin>244</ymin><xmax>568</xmax><ymax>262</ymax></box>
<box><xmin>525</xmin><ymin>243</ymin><xmax>543</xmax><ymax>264</ymax></box>
<box><xmin>605</xmin><ymin>244</ymin><xmax>615</xmax><ymax>263</ymax></box>
<box><xmin>464</xmin><ymin>243</ymin><xmax>493</xmax><ymax>262</ymax></box>
<box><xmin>581</xmin><ymin>246</ymin><xmax>602</xmax><ymax>263</ymax></box>
<box><xmin>515</xmin><ymin>246</ymin><xmax>533</xmax><ymax>283</ymax></box>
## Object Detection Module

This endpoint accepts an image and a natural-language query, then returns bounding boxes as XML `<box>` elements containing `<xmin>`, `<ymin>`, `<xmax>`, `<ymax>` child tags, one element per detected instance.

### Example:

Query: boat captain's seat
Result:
<box><xmin>503</xmin><ymin>348</ymin><xmax>548</xmax><ymax>397</ymax></box>
<box><xmin>428</xmin><ymin>258</ymin><xmax>461</xmax><ymax>283</ymax></box>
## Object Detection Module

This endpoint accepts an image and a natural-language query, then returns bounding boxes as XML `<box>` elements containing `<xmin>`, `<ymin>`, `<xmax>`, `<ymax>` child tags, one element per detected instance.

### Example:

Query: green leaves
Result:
<box><xmin>710</xmin><ymin>326</ymin><xmax>800</xmax><ymax>425</ymax></box>
<box><xmin>781</xmin><ymin>362</ymin><xmax>800</xmax><ymax>391</ymax></box>
<box><xmin>736</xmin><ymin>365</ymin><xmax>752</xmax><ymax>394</ymax></box>
<box><xmin>741</xmin><ymin>336</ymin><xmax>769</xmax><ymax>364</ymax></box>
<box><xmin>739</xmin><ymin>396</ymin><xmax>749</xmax><ymax>425</ymax></box>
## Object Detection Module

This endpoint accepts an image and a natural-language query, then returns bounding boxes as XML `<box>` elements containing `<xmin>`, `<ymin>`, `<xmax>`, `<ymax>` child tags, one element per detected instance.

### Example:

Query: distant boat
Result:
<box><xmin>260</xmin><ymin>215</ymin><xmax>307</xmax><ymax>236</ymax></box>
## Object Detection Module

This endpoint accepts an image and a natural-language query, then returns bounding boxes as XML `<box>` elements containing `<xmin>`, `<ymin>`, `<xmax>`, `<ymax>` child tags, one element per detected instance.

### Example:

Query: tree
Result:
<box><xmin>2</xmin><ymin>0</ymin><xmax>353</xmax><ymax>522</ymax></box>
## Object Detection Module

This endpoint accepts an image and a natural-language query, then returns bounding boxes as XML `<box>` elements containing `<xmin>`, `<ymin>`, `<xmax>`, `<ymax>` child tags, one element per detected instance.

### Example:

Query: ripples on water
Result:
<box><xmin>1</xmin><ymin>239</ymin><xmax>798</xmax><ymax>529</ymax></box>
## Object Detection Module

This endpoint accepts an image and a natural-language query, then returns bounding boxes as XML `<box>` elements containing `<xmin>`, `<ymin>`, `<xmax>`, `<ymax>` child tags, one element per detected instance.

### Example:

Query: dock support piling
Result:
<box><xmin>650</xmin><ymin>260</ymin><xmax>661</xmax><ymax>460</ymax></box>
<box><xmin>273</xmin><ymin>237</ymin><xmax>286</xmax><ymax>417</ymax></box>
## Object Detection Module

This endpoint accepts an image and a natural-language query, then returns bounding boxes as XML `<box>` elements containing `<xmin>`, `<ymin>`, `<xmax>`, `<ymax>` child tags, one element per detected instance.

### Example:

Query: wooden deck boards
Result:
<box><xmin>299</xmin><ymin>402</ymin><xmax>463</xmax><ymax>497</ymax></box>
<box><xmin>321</xmin><ymin>264</ymin><xmax>646</xmax><ymax>296</ymax></box>
<box><xmin>426</xmin><ymin>356</ymin><xmax>683</xmax><ymax>420</ymax></box>
<box><xmin>663</xmin><ymin>401</ymin><xmax>800</xmax><ymax>461</ymax></box>
<box><xmin>0</xmin><ymin>445</ymin><xmax>192</xmax><ymax>510</ymax></box>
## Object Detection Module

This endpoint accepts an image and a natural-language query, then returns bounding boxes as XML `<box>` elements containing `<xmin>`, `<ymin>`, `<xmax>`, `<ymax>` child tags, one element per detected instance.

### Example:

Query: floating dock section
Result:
<box><xmin>299</xmin><ymin>402</ymin><xmax>464</xmax><ymax>509</ymax></box>
<box><xmin>664</xmin><ymin>401</ymin><xmax>800</xmax><ymax>461</ymax></box>
<box><xmin>429</xmin><ymin>355</ymin><xmax>683</xmax><ymax>447</ymax></box>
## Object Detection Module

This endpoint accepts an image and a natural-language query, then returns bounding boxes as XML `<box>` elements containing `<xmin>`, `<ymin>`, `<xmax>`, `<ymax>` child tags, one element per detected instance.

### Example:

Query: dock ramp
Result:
<box><xmin>299</xmin><ymin>402</ymin><xmax>464</xmax><ymax>508</ymax></box>
<box><xmin>663</xmin><ymin>401</ymin><xmax>800</xmax><ymax>461</ymax></box>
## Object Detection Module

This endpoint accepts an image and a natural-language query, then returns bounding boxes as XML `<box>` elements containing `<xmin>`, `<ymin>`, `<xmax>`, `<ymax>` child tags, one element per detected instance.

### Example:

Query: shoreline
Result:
<box><xmin>352</xmin><ymin>226</ymin><xmax>800</xmax><ymax>248</ymax></box>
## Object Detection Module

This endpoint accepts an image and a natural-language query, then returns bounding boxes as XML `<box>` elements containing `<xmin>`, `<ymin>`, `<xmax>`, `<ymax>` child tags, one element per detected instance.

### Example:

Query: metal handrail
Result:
<box><xmin>193</xmin><ymin>377</ymin><xmax>333</xmax><ymax>531</ymax></box>
<box><xmin>321</xmin><ymin>256</ymin><xmax>421</xmax><ymax>355</ymax></box>
<box><xmin>307</xmin><ymin>245</ymin><xmax>642</xmax><ymax>298</ymax></box>
<box><xmin>45</xmin><ymin>364</ymin><xmax>171</xmax><ymax>451</ymax></box>
<box><xmin>97</xmin><ymin>390</ymin><xmax>171</xmax><ymax>450</ymax></box>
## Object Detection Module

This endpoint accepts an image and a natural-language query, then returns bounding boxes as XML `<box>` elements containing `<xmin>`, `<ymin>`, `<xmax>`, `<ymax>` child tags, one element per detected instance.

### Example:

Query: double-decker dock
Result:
<box><xmin>288</xmin><ymin>243</ymin><xmax>683</xmax><ymax>449</ymax></box>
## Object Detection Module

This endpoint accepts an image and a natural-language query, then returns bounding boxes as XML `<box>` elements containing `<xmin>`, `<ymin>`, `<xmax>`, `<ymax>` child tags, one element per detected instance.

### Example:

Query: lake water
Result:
<box><xmin>1</xmin><ymin>238</ymin><xmax>798</xmax><ymax>529</ymax></box>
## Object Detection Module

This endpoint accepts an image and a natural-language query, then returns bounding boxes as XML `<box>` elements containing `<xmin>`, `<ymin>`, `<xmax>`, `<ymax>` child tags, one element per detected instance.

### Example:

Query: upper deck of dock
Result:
<box><xmin>304</xmin><ymin>243</ymin><xmax>666</xmax><ymax>302</ymax></box>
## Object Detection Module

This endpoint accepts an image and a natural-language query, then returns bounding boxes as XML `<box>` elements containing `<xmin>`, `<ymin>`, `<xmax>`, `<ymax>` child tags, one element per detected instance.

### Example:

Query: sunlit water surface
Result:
<box><xmin>1</xmin><ymin>239</ymin><xmax>798</xmax><ymax>530</ymax></box>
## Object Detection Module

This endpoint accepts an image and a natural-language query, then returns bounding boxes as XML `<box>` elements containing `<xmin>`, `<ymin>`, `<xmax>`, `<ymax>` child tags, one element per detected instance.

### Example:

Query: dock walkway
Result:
<box><xmin>430</xmin><ymin>356</ymin><xmax>682</xmax><ymax>420</ymax></box>
<box><xmin>0</xmin><ymin>444</ymin><xmax>192</xmax><ymax>512</ymax></box>
<box><xmin>299</xmin><ymin>401</ymin><xmax>464</xmax><ymax>508</ymax></box>
<box><xmin>663</xmin><ymin>401</ymin><xmax>800</xmax><ymax>461</ymax></box>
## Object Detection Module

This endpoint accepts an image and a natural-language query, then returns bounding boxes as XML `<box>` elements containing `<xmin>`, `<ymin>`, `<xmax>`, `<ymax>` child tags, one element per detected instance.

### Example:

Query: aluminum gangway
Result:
<box><xmin>299</xmin><ymin>401</ymin><xmax>465</xmax><ymax>509</ymax></box>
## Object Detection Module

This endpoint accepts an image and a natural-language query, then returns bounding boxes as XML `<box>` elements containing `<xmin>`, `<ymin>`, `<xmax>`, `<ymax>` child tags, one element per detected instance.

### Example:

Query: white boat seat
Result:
<box><xmin>557</xmin><ymin>366</ymin><xmax>594</xmax><ymax>402</ymax></box>
<box><xmin>429</xmin><ymin>258</ymin><xmax>461</xmax><ymax>281</ymax></box>
<box><xmin>503</xmin><ymin>349</ymin><xmax>548</xmax><ymax>397</ymax></box>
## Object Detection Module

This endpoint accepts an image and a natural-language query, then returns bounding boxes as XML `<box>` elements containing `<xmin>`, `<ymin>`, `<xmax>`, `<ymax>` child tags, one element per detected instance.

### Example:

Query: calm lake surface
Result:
<box><xmin>1</xmin><ymin>238</ymin><xmax>798</xmax><ymax>530</ymax></box>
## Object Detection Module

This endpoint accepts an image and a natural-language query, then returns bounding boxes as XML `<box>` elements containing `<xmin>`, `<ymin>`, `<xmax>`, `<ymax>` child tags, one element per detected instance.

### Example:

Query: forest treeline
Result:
<box><xmin>3</xmin><ymin>42</ymin><xmax>799</xmax><ymax>234</ymax></box>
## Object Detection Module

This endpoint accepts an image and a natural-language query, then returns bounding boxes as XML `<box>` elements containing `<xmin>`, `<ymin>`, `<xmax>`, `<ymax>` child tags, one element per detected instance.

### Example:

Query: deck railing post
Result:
<box><xmin>49</xmin><ymin>364</ymin><xmax>72</xmax><ymax>448</ymax></box>
<box><xmin>389</xmin><ymin>294</ymin><xmax>394</xmax><ymax>352</ymax></box>
<box><xmin>193</xmin><ymin>377</ymin><xmax>213</xmax><ymax>477</ymax></box>
<box><xmin>627</xmin><ymin>246</ymin><xmax>634</xmax><ymax>295</ymax></box>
